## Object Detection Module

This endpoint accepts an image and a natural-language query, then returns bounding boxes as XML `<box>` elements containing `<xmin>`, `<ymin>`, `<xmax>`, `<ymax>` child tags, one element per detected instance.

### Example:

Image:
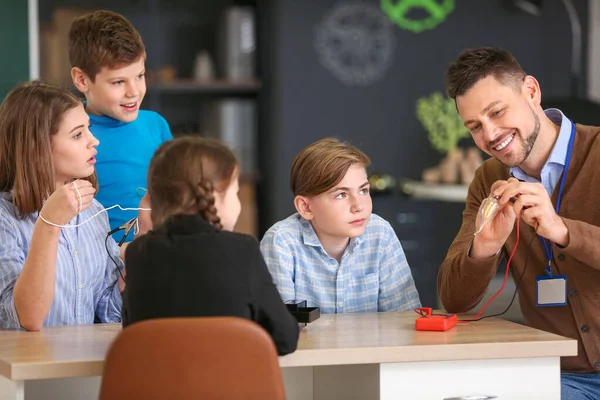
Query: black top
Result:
<box><xmin>122</xmin><ymin>214</ymin><xmax>299</xmax><ymax>355</ymax></box>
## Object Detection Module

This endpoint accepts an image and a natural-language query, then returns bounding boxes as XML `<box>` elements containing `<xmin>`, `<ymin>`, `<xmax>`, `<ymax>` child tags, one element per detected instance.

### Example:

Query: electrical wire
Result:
<box><xmin>459</xmin><ymin>217</ymin><xmax>536</xmax><ymax>322</ymax></box>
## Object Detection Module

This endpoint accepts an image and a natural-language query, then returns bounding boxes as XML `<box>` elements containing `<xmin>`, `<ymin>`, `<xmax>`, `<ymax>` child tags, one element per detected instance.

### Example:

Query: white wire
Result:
<box><xmin>133</xmin><ymin>219</ymin><xmax>140</xmax><ymax>236</ymax></box>
<box><xmin>38</xmin><ymin>204</ymin><xmax>151</xmax><ymax>229</ymax></box>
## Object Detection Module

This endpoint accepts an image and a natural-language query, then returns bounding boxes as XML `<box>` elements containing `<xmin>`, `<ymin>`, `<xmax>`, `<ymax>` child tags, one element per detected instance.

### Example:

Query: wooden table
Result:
<box><xmin>0</xmin><ymin>312</ymin><xmax>577</xmax><ymax>400</ymax></box>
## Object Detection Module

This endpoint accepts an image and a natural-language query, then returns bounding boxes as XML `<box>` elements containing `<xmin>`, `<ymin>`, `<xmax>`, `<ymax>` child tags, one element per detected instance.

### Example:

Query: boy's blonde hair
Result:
<box><xmin>68</xmin><ymin>10</ymin><xmax>146</xmax><ymax>82</ymax></box>
<box><xmin>290</xmin><ymin>138</ymin><xmax>371</xmax><ymax>197</ymax></box>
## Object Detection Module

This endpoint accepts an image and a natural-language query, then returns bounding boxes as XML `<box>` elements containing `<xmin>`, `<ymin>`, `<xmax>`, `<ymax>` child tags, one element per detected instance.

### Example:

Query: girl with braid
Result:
<box><xmin>121</xmin><ymin>136</ymin><xmax>299</xmax><ymax>355</ymax></box>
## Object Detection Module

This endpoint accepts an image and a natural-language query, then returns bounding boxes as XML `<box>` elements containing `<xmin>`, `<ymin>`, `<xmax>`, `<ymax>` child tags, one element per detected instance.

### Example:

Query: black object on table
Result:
<box><xmin>284</xmin><ymin>300</ymin><xmax>320</xmax><ymax>324</ymax></box>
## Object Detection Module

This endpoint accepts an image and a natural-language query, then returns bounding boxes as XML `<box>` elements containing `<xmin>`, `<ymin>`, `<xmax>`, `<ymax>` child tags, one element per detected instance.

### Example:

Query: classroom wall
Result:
<box><xmin>254</xmin><ymin>0</ymin><xmax>589</xmax><ymax>308</ymax></box>
<box><xmin>588</xmin><ymin>0</ymin><xmax>600</xmax><ymax>102</ymax></box>
<box><xmin>0</xmin><ymin>1</ymin><xmax>29</xmax><ymax>99</ymax></box>
<box><xmin>259</xmin><ymin>0</ymin><xmax>589</xmax><ymax>226</ymax></box>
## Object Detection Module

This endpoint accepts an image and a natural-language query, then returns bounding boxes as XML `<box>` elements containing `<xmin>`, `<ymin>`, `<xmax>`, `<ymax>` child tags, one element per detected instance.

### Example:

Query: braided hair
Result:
<box><xmin>148</xmin><ymin>136</ymin><xmax>238</xmax><ymax>230</ymax></box>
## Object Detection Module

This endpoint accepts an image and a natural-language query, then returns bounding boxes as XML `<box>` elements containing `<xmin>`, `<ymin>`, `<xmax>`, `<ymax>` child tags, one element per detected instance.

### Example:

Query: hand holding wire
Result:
<box><xmin>39</xmin><ymin>180</ymin><xmax>96</xmax><ymax>227</ymax></box>
<box><xmin>495</xmin><ymin>179</ymin><xmax>568</xmax><ymax>246</ymax></box>
<box><xmin>471</xmin><ymin>179</ymin><xmax>518</xmax><ymax>259</ymax></box>
<box><xmin>36</xmin><ymin>184</ymin><xmax>152</xmax><ymax>291</ymax></box>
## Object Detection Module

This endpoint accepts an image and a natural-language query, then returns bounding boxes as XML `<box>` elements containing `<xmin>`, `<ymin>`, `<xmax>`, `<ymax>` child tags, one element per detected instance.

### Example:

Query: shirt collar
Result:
<box><xmin>298</xmin><ymin>214</ymin><xmax>366</xmax><ymax>251</ymax></box>
<box><xmin>510</xmin><ymin>108</ymin><xmax>572</xmax><ymax>178</ymax></box>
<box><xmin>155</xmin><ymin>214</ymin><xmax>218</xmax><ymax>236</ymax></box>
<box><xmin>545</xmin><ymin>108</ymin><xmax>572</xmax><ymax>167</ymax></box>
<box><xmin>85</xmin><ymin>101</ymin><xmax>128</xmax><ymax>128</ymax></box>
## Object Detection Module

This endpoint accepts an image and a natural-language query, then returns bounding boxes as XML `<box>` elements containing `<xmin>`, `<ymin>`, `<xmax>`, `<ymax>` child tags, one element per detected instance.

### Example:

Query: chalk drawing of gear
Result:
<box><xmin>381</xmin><ymin>0</ymin><xmax>455</xmax><ymax>33</ymax></box>
<box><xmin>314</xmin><ymin>2</ymin><xmax>396</xmax><ymax>87</ymax></box>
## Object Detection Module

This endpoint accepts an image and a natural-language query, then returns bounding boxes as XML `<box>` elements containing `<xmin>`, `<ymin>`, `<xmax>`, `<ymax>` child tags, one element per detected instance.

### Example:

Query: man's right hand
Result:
<box><xmin>470</xmin><ymin>179</ymin><xmax>517</xmax><ymax>259</ymax></box>
<box><xmin>40</xmin><ymin>180</ymin><xmax>96</xmax><ymax>226</ymax></box>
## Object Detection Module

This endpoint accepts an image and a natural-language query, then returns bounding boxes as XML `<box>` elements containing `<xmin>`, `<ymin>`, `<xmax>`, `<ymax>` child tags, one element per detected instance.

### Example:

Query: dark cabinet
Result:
<box><xmin>372</xmin><ymin>195</ymin><xmax>465</xmax><ymax>308</ymax></box>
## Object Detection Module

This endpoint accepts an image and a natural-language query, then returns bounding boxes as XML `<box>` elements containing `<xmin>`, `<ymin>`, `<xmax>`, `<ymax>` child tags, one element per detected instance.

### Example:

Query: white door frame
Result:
<box><xmin>28</xmin><ymin>0</ymin><xmax>39</xmax><ymax>80</ymax></box>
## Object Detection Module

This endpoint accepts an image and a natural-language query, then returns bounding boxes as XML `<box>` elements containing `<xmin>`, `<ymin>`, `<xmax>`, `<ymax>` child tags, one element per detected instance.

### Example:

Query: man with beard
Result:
<box><xmin>438</xmin><ymin>47</ymin><xmax>600</xmax><ymax>399</ymax></box>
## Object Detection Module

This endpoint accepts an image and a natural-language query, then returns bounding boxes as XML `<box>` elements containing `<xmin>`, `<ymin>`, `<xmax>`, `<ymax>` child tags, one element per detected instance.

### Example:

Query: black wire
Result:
<box><xmin>105</xmin><ymin>232</ymin><xmax>126</xmax><ymax>284</ymax></box>
<box><xmin>472</xmin><ymin>232</ymin><xmax>537</xmax><ymax>322</ymax></box>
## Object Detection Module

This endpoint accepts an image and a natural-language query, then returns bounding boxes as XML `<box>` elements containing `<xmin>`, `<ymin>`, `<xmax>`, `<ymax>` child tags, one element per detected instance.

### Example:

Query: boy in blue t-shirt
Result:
<box><xmin>68</xmin><ymin>10</ymin><xmax>172</xmax><ymax>242</ymax></box>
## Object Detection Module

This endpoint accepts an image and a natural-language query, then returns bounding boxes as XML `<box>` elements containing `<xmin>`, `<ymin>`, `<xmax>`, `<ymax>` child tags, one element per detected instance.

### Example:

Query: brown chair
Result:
<box><xmin>99</xmin><ymin>317</ymin><xmax>287</xmax><ymax>400</ymax></box>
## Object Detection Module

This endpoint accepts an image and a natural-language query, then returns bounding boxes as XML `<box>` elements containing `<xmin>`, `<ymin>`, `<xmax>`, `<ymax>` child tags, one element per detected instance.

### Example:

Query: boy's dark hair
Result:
<box><xmin>68</xmin><ymin>10</ymin><xmax>146</xmax><ymax>82</ymax></box>
<box><xmin>290</xmin><ymin>138</ymin><xmax>371</xmax><ymax>197</ymax></box>
<box><xmin>446</xmin><ymin>47</ymin><xmax>526</xmax><ymax>99</ymax></box>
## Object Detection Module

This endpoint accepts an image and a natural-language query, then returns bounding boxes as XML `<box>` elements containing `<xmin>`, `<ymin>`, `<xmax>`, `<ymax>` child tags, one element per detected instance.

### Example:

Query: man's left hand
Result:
<box><xmin>493</xmin><ymin>178</ymin><xmax>569</xmax><ymax>246</ymax></box>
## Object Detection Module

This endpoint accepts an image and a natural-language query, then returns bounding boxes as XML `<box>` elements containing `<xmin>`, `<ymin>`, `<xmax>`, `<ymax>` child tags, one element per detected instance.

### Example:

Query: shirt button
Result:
<box><xmin>569</xmin><ymin>289</ymin><xmax>578</xmax><ymax>296</ymax></box>
<box><xmin>557</xmin><ymin>253</ymin><xmax>565</xmax><ymax>261</ymax></box>
<box><xmin>78</xmin><ymin>282</ymin><xmax>83</xmax><ymax>289</ymax></box>
<box><xmin>595</xmin><ymin>362</ymin><xmax>600</xmax><ymax>371</ymax></box>
<box><xmin>338</xmin><ymin>302</ymin><xmax>343</xmax><ymax>307</ymax></box>
<box><xmin>581</xmin><ymin>324</ymin><xmax>590</xmax><ymax>333</ymax></box>
<box><xmin>73</xmin><ymin>249</ymin><xmax>78</xmax><ymax>255</ymax></box>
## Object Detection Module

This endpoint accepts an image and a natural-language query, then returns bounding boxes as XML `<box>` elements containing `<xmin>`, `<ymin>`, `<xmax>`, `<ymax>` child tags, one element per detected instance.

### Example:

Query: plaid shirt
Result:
<box><xmin>260</xmin><ymin>213</ymin><xmax>421</xmax><ymax>314</ymax></box>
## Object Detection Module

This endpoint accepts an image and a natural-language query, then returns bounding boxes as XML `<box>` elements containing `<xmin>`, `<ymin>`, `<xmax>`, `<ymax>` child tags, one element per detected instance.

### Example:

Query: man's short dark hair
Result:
<box><xmin>445</xmin><ymin>47</ymin><xmax>526</xmax><ymax>99</ymax></box>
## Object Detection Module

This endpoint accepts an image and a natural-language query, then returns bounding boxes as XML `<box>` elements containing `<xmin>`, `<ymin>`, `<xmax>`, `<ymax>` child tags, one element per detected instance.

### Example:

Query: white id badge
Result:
<box><xmin>536</xmin><ymin>275</ymin><xmax>567</xmax><ymax>306</ymax></box>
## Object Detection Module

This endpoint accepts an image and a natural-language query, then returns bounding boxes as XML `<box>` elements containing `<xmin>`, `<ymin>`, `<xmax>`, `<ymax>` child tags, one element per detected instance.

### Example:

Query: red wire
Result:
<box><xmin>458</xmin><ymin>217</ymin><xmax>521</xmax><ymax>322</ymax></box>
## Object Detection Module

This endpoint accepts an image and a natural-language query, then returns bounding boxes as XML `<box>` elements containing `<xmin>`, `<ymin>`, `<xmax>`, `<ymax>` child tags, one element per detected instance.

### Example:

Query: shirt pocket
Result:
<box><xmin>345</xmin><ymin>272</ymin><xmax>379</xmax><ymax>313</ymax></box>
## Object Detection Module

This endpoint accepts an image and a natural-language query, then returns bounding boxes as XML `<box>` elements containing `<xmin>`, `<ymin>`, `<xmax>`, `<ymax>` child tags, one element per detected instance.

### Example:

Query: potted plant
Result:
<box><xmin>416</xmin><ymin>91</ymin><xmax>482</xmax><ymax>184</ymax></box>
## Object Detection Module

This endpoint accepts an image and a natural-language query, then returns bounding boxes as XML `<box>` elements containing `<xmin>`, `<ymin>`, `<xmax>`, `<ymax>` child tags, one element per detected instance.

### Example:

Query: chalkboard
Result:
<box><xmin>0</xmin><ymin>0</ymin><xmax>29</xmax><ymax>100</ymax></box>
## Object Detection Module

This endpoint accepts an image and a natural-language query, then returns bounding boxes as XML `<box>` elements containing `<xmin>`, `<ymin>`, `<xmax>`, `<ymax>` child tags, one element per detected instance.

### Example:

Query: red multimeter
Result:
<box><xmin>414</xmin><ymin>307</ymin><xmax>457</xmax><ymax>331</ymax></box>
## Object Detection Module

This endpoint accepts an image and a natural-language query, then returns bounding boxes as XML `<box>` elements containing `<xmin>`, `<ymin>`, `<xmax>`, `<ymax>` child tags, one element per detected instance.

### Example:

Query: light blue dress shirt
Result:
<box><xmin>510</xmin><ymin>108</ymin><xmax>573</xmax><ymax>196</ymax></box>
<box><xmin>260</xmin><ymin>213</ymin><xmax>421</xmax><ymax>314</ymax></box>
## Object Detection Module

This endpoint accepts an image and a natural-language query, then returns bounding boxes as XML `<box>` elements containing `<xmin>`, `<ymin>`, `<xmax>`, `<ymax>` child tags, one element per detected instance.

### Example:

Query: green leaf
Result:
<box><xmin>416</xmin><ymin>91</ymin><xmax>469</xmax><ymax>153</ymax></box>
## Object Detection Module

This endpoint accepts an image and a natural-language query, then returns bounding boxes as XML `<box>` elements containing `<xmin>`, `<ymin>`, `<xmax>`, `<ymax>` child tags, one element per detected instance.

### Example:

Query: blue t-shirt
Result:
<box><xmin>89</xmin><ymin>110</ymin><xmax>172</xmax><ymax>242</ymax></box>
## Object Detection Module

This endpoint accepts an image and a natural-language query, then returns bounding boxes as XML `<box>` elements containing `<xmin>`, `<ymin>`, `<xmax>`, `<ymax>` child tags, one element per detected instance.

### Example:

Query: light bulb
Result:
<box><xmin>474</xmin><ymin>194</ymin><xmax>501</xmax><ymax>236</ymax></box>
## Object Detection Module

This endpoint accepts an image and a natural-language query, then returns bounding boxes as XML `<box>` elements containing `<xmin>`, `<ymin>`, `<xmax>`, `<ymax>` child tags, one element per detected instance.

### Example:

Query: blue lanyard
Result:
<box><xmin>539</xmin><ymin>121</ymin><xmax>576</xmax><ymax>276</ymax></box>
